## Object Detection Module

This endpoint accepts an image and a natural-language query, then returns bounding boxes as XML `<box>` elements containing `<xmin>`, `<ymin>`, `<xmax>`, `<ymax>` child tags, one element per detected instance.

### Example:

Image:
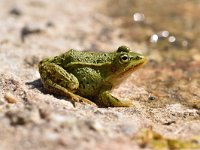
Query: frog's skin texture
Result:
<box><xmin>38</xmin><ymin>46</ymin><xmax>147</xmax><ymax>107</ymax></box>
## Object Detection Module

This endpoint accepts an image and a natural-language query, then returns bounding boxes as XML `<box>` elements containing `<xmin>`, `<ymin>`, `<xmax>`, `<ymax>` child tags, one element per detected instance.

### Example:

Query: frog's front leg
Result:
<box><xmin>98</xmin><ymin>85</ymin><xmax>133</xmax><ymax>107</ymax></box>
<box><xmin>39</xmin><ymin>60</ymin><xmax>96</xmax><ymax>106</ymax></box>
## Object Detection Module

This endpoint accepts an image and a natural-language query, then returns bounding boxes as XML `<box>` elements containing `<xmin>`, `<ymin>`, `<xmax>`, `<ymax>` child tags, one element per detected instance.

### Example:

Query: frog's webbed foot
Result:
<box><xmin>99</xmin><ymin>91</ymin><xmax>133</xmax><ymax>107</ymax></box>
<box><xmin>39</xmin><ymin>62</ymin><xmax>97</xmax><ymax>107</ymax></box>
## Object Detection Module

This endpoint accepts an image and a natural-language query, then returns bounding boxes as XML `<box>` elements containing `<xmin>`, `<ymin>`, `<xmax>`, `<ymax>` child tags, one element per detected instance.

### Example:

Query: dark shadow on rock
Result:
<box><xmin>26</xmin><ymin>79</ymin><xmax>101</xmax><ymax>108</ymax></box>
<box><xmin>26</xmin><ymin>79</ymin><xmax>47</xmax><ymax>93</ymax></box>
<box><xmin>26</xmin><ymin>79</ymin><xmax>75</xmax><ymax>104</ymax></box>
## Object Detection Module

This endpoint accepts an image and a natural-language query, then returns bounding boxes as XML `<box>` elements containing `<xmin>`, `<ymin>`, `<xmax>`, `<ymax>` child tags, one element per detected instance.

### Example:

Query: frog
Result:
<box><xmin>38</xmin><ymin>46</ymin><xmax>147</xmax><ymax>107</ymax></box>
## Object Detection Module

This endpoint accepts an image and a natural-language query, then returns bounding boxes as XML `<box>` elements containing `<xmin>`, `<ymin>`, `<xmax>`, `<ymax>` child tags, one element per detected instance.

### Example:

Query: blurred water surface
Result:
<box><xmin>104</xmin><ymin>0</ymin><xmax>200</xmax><ymax>52</ymax></box>
<box><xmin>102</xmin><ymin>0</ymin><xmax>200</xmax><ymax>107</ymax></box>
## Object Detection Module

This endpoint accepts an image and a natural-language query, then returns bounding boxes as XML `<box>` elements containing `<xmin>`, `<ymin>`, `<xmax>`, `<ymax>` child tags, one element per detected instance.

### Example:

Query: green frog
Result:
<box><xmin>38</xmin><ymin>46</ymin><xmax>147</xmax><ymax>107</ymax></box>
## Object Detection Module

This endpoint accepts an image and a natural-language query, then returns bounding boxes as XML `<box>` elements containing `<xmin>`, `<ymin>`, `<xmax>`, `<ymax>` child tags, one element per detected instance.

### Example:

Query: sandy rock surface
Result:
<box><xmin>0</xmin><ymin>0</ymin><xmax>200</xmax><ymax>150</ymax></box>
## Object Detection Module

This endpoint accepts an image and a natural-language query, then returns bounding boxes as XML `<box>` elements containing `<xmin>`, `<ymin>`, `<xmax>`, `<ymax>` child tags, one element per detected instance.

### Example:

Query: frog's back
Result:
<box><xmin>52</xmin><ymin>49</ymin><xmax>115</xmax><ymax>65</ymax></box>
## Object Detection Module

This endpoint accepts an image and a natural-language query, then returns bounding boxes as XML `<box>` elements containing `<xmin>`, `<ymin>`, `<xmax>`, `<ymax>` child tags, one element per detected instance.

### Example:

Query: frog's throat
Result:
<box><xmin>119</xmin><ymin>61</ymin><xmax>145</xmax><ymax>77</ymax></box>
<box><xmin>108</xmin><ymin>61</ymin><xmax>146</xmax><ymax>87</ymax></box>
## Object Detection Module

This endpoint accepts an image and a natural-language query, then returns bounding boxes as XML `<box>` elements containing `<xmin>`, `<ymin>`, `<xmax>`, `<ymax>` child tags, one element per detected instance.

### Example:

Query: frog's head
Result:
<box><xmin>107</xmin><ymin>46</ymin><xmax>147</xmax><ymax>82</ymax></box>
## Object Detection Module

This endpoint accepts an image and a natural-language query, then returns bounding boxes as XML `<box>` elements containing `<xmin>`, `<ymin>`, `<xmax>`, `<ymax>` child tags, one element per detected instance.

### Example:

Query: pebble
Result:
<box><xmin>21</xmin><ymin>25</ymin><xmax>44</xmax><ymax>42</ymax></box>
<box><xmin>4</xmin><ymin>92</ymin><xmax>17</xmax><ymax>103</ymax></box>
<box><xmin>148</xmin><ymin>96</ymin><xmax>156</xmax><ymax>101</ymax></box>
<box><xmin>85</xmin><ymin>120</ymin><xmax>104</xmax><ymax>132</ymax></box>
<box><xmin>50</xmin><ymin>113</ymin><xmax>68</xmax><ymax>123</ymax></box>
<box><xmin>9</xmin><ymin>7</ymin><xmax>22</xmax><ymax>16</ymax></box>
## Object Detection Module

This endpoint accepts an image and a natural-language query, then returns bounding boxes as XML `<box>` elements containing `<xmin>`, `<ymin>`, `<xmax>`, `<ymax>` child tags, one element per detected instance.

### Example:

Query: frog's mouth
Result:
<box><xmin>109</xmin><ymin>60</ymin><xmax>147</xmax><ymax>87</ymax></box>
<box><xmin>118</xmin><ymin>61</ymin><xmax>146</xmax><ymax>77</ymax></box>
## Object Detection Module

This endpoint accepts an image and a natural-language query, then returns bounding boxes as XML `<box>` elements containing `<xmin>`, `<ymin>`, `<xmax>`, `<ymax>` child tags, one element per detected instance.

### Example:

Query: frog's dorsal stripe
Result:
<box><xmin>65</xmin><ymin>61</ymin><xmax>112</xmax><ymax>67</ymax></box>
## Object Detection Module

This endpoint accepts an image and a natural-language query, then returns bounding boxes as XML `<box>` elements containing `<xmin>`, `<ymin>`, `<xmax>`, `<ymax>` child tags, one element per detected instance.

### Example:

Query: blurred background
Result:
<box><xmin>0</xmin><ymin>0</ymin><xmax>200</xmax><ymax>149</ymax></box>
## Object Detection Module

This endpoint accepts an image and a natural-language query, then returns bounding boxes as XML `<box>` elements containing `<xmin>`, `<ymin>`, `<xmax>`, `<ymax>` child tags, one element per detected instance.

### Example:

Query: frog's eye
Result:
<box><xmin>117</xmin><ymin>46</ymin><xmax>130</xmax><ymax>53</ymax></box>
<box><xmin>120</xmin><ymin>54</ymin><xmax>130</xmax><ymax>63</ymax></box>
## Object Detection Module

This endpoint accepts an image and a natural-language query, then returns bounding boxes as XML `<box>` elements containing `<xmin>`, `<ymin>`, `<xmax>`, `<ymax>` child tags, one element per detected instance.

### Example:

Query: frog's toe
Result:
<box><xmin>99</xmin><ymin>91</ymin><xmax>134</xmax><ymax>107</ymax></box>
<box><xmin>111</xmin><ymin>98</ymin><xmax>134</xmax><ymax>107</ymax></box>
<box><xmin>78</xmin><ymin>98</ymin><xmax>97</xmax><ymax>107</ymax></box>
<box><xmin>71</xmin><ymin>96</ymin><xmax>97</xmax><ymax>107</ymax></box>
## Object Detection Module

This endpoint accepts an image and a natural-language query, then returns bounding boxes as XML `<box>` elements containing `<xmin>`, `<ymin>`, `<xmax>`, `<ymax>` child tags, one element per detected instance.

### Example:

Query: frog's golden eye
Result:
<box><xmin>120</xmin><ymin>54</ymin><xmax>130</xmax><ymax>63</ymax></box>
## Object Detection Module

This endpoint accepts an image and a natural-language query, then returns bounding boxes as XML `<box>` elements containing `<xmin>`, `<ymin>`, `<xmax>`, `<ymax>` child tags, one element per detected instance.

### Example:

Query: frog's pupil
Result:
<box><xmin>122</xmin><ymin>56</ymin><xmax>128</xmax><ymax>60</ymax></box>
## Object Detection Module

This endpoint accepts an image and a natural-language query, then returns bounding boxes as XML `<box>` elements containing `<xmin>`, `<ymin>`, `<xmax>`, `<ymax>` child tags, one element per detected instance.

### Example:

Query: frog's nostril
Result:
<box><xmin>135</xmin><ymin>56</ymin><xmax>143</xmax><ymax>60</ymax></box>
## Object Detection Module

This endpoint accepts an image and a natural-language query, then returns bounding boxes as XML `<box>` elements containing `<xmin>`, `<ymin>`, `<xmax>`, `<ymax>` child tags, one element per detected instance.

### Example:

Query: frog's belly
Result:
<box><xmin>72</xmin><ymin>67</ymin><xmax>102</xmax><ymax>97</ymax></box>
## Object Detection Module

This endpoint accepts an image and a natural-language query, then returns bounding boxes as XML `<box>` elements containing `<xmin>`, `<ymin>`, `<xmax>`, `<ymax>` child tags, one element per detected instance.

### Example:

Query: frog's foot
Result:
<box><xmin>44</xmin><ymin>79</ymin><xmax>97</xmax><ymax>107</ymax></box>
<box><xmin>71</xmin><ymin>94</ymin><xmax>97</xmax><ymax>107</ymax></box>
<box><xmin>99</xmin><ymin>91</ymin><xmax>133</xmax><ymax>107</ymax></box>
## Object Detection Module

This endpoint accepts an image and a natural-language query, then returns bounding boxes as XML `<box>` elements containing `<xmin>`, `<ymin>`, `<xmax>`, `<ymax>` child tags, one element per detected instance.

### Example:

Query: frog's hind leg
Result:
<box><xmin>44</xmin><ymin>79</ymin><xmax>97</xmax><ymax>106</ymax></box>
<box><xmin>38</xmin><ymin>61</ymin><xmax>96</xmax><ymax>106</ymax></box>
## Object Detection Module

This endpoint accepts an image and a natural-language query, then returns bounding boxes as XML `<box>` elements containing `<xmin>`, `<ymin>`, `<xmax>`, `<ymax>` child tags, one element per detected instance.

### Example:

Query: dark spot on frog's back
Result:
<box><xmin>85</xmin><ymin>56</ymin><xmax>89</xmax><ymax>60</ymax></box>
<box><xmin>79</xmin><ymin>81</ymin><xmax>85</xmax><ymax>89</ymax></box>
<box><xmin>76</xmin><ymin>58</ymin><xmax>81</xmax><ymax>61</ymax></box>
<box><xmin>97</xmin><ymin>59</ymin><xmax>102</xmax><ymax>63</ymax></box>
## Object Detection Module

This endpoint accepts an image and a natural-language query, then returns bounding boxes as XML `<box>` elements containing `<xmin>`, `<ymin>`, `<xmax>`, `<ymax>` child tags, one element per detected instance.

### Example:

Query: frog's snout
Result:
<box><xmin>135</xmin><ymin>55</ymin><xmax>144</xmax><ymax>60</ymax></box>
<box><xmin>132</xmin><ymin>55</ymin><xmax>147</xmax><ymax>62</ymax></box>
